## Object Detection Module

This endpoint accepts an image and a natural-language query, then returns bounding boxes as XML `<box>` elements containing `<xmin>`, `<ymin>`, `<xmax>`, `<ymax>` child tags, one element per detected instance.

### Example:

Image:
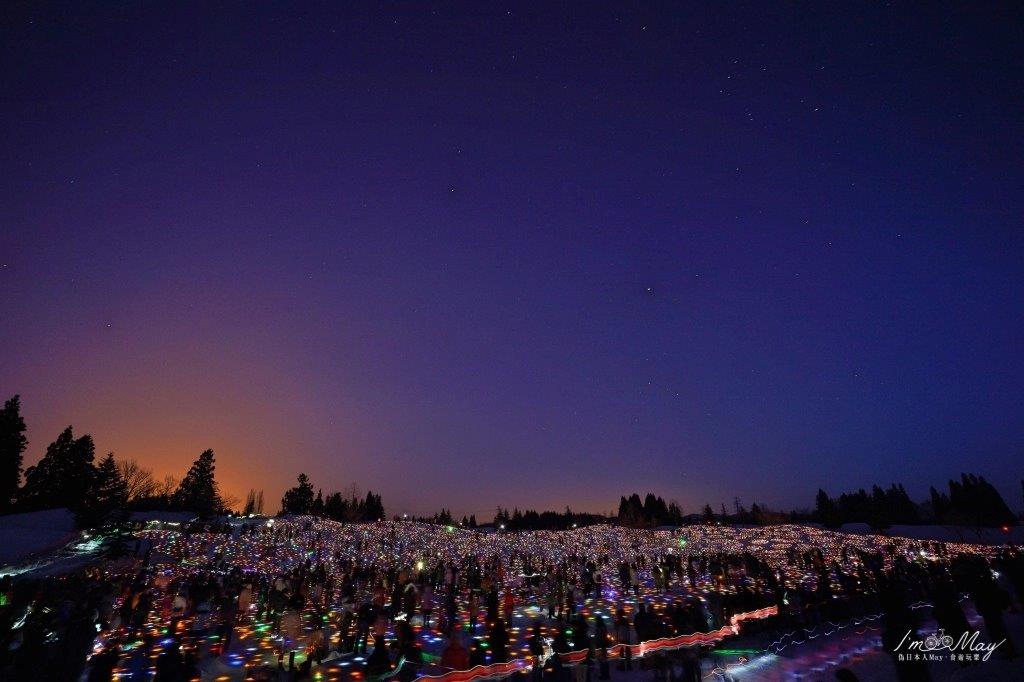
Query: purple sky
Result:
<box><xmin>2</xmin><ymin>3</ymin><xmax>1022</xmax><ymax>517</ymax></box>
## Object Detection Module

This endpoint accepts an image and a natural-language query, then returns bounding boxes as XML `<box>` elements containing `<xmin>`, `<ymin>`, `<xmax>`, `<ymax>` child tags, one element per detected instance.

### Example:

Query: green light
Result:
<box><xmin>715</xmin><ymin>648</ymin><xmax>761</xmax><ymax>655</ymax></box>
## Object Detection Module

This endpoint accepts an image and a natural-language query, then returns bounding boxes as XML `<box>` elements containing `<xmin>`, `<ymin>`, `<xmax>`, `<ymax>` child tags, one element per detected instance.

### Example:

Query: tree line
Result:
<box><xmin>279</xmin><ymin>473</ymin><xmax>385</xmax><ymax>522</ymax></box>
<box><xmin>0</xmin><ymin>395</ymin><xmax>233</xmax><ymax>528</ymax></box>
<box><xmin>617</xmin><ymin>493</ymin><xmax>684</xmax><ymax>527</ymax></box>
<box><xmin>492</xmin><ymin>506</ymin><xmax>608</xmax><ymax>531</ymax></box>
<box><xmin>3</xmin><ymin>394</ymin><xmax>1020</xmax><ymax>533</ymax></box>
<box><xmin>402</xmin><ymin>509</ymin><xmax>479</xmax><ymax>527</ymax></box>
<box><xmin>815</xmin><ymin>474</ymin><xmax>1018</xmax><ymax>529</ymax></box>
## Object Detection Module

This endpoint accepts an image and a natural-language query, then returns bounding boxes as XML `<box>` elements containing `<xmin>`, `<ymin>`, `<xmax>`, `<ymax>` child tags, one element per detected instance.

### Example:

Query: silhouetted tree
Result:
<box><xmin>281</xmin><ymin>473</ymin><xmax>315</xmax><ymax>514</ymax></box>
<box><xmin>815</xmin><ymin>489</ymin><xmax>842</xmax><ymax>528</ymax></box>
<box><xmin>929</xmin><ymin>485</ymin><xmax>948</xmax><ymax>520</ymax></box>
<box><xmin>118</xmin><ymin>459</ymin><xmax>157</xmax><ymax>503</ymax></box>
<box><xmin>617</xmin><ymin>494</ymin><xmax>645</xmax><ymax>526</ymax></box>
<box><xmin>944</xmin><ymin>473</ymin><xmax>1016</xmax><ymax>527</ymax></box>
<box><xmin>0</xmin><ymin>395</ymin><xmax>27</xmax><ymax>512</ymax></box>
<box><xmin>156</xmin><ymin>475</ymin><xmax>179</xmax><ymax>500</ymax></box>
<box><xmin>20</xmin><ymin>426</ymin><xmax>95</xmax><ymax>512</ymax></box>
<box><xmin>171</xmin><ymin>449</ymin><xmax>223</xmax><ymax>516</ymax></box>
<box><xmin>243</xmin><ymin>489</ymin><xmax>257</xmax><ymax>515</ymax></box>
<box><xmin>733</xmin><ymin>497</ymin><xmax>747</xmax><ymax>521</ymax></box>
<box><xmin>667</xmin><ymin>501</ymin><xmax>684</xmax><ymax>525</ymax></box>
<box><xmin>362</xmin><ymin>491</ymin><xmax>385</xmax><ymax>521</ymax></box>
<box><xmin>816</xmin><ymin>482</ymin><xmax>922</xmax><ymax>528</ymax></box>
<box><xmin>76</xmin><ymin>452</ymin><xmax>129</xmax><ymax>529</ymax></box>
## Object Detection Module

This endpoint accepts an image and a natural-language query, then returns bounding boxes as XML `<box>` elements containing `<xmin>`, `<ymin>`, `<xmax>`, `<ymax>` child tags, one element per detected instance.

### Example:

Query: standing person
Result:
<box><xmin>566</xmin><ymin>582</ymin><xmax>577</xmax><ymax>619</ymax></box>
<box><xmin>308</xmin><ymin>616</ymin><xmax>329</xmax><ymax>666</ymax></box>
<box><xmin>365</xmin><ymin>634</ymin><xmax>393</xmax><ymax>677</ymax></box>
<box><xmin>974</xmin><ymin>573</ymin><xmax>1016</xmax><ymax>659</ymax></box>
<box><xmin>594</xmin><ymin>616</ymin><xmax>610</xmax><ymax>680</ymax></box>
<box><xmin>444</xmin><ymin>587</ymin><xmax>458</xmax><ymax>635</ymax></box>
<box><xmin>929</xmin><ymin>574</ymin><xmax>970</xmax><ymax>649</ymax></box>
<box><xmin>237</xmin><ymin>581</ymin><xmax>253</xmax><ymax>616</ymax></box>
<box><xmin>402</xmin><ymin>580</ymin><xmax>418</xmax><ymax>622</ymax></box>
<box><xmin>486</xmin><ymin>585</ymin><xmax>500</xmax><ymax>625</ymax></box>
<box><xmin>489</xmin><ymin>618</ymin><xmax>511</xmax><ymax>663</ymax></box>
<box><xmin>547</xmin><ymin>580</ymin><xmax>558</xmax><ymax>620</ymax></box>
<box><xmin>615</xmin><ymin>607</ymin><xmax>633</xmax><ymax>671</ymax></box>
<box><xmin>633</xmin><ymin>603</ymin><xmax>650</xmax><ymax>643</ymax></box>
<box><xmin>279</xmin><ymin>598</ymin><xmax>303</xmax><ymax>669</ymax></box>
<box><xmin>529</xmin><ymin>621</ymin><xmax>546</xmax><ymax>678</ymax></box>
<box><xmin>570</xmin><ymin>614</ymin><xmax>591</xmax><ymax>682</ymax></box>
<box><xmin>395</xmin><ymin>620</ymin><xmax>423</xmax><ymax>682</ymax></box>
<box><xmin>469</xmin><ymin>590</ymin><xmax>480</xmax><ymax>632</ymax></box>
<box><xmin>421</xmin><ymin>583</ymin><xmax>435</xmax><ymax>629</ymax></box>
<box><xmin>571</xmin><ymin>613</ymin><xmax>590</xmax><ymax>652</ymax></box>
<box><xmin>503</xmin><ymin>587</ymin><xmax>515</xmax><ymax>624</ymax></box>
<box><xmin>354</xmin><ymin>601</ymin><xmax>372</xmax><ymax>654</ymax></box>
<box><xmin>879</xmin><ymin>578</ymin><xmax>930</xmax><ymax>682</ymax></box>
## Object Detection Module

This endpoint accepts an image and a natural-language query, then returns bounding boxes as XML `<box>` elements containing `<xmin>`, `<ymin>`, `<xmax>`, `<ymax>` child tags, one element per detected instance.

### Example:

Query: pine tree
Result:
<box><xmin>20</xmin><ymin>426</ymin><xmax>96</xmax><ymax>511</ymax></box>
<box><xmin>0</xmin><ymin>395</ymin><xmax>28</xmax><ymax>512</ymax></box>
<box><xmin>243</xmin><ymin>489</ymin><xmax>256</xmax><ymax>516</ymax></box>
<box><xmin>76</xmin><ymin>452</ymin><xmax>129</xmax><ymax>529</ymax></box>
<box><xmin>362</xmin><ymin>491</ymin><xmax>384</xmax><ymax>521</ymax></box>
<box><xmin>815</xmin><ymin>489</ymin><xmax>842</xmax><ymax>528</ymax></box>
<box><xmin>281</xmin><ymin>473</ymin><xmax>315</xmax><ymax>514</ymax></box>
<box><xmin>172</xmin><ymin>449</ymin><xmax>223</xmax><ymax>516</ymax></box>
<box><xmin>667</xmin><ymin>501</ymin><xmax>683</xmax><ymax>526</ymax></box>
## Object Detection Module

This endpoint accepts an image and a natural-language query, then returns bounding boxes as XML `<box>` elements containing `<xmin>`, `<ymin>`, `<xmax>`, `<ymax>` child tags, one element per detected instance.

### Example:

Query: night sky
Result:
<box><xmin>2</xmin><ymin>3</ymin><xmax>1022</xmax><ymax>518</ymax></box>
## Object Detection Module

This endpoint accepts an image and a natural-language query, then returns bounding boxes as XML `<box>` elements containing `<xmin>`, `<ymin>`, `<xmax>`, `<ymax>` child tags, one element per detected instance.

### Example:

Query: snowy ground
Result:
<box><xmin>0</xmin><ymin>508</ymin><xmax>78</xmax><ymax>564</ymax></box>
<box><xmin>3</xmin><ymin>512</ymin><xmax>1022</xmax><ymax>680</ymax></box>
<box><xmin>836</xmin><ymin>523</ymin><xmax>1024</xmax><ymax>546</ymax></box>
<box><xmin>686</xmin><ymin>605</ymin><xmax>1024</xmax><ymax>681</ymax></box>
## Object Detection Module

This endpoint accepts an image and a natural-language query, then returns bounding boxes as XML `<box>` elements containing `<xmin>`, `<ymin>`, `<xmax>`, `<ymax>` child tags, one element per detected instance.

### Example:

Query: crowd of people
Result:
<box><xmin>0</xmin><ymin>517</ymin><xmax>1021</xmax><ymax>681</ymax></box>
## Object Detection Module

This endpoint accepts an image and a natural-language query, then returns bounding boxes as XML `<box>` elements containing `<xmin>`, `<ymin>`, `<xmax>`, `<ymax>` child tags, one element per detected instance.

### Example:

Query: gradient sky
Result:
<box><xmin>2</xmin><ymin>3</ymin><xmax>1022</xmax><ymax>518</ymax></box>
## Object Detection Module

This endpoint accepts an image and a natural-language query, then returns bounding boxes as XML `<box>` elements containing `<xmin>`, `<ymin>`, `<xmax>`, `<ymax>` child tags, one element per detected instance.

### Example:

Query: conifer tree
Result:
<box><xmin>77</xmin><ymin>452</ymin><xmax>129</xmax><ymax>529</ymax></box>
<box><xmin>0</xmin><ymin>395</ymin><xmax>27</xmax><ymax>512</ymax></box>
<box><xmin>20</xmin><ymin>426</ymin><xmax>95</xmax><ymax>511</ymax></box>
<box><xmin>281</xmin><ymin>473</ymin><xmax>315</xmax><ymax>514</ymax></box>
<box><xmin>172</xmin><ymin>449</ymin><xmax>223</xmax><ymax>516</ymax></box>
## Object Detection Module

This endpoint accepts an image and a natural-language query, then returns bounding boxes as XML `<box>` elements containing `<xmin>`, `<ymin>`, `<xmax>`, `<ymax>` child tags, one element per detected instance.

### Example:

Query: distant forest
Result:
<box><xmin>1</xmin><ymin>394</ymin><xmax>1020</xmax><ymax>533</ymax></box>
<box><xmin>814</xmin><ymin>474</ymin><xmax>1018</xmax><ymax>530</ymax></box>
